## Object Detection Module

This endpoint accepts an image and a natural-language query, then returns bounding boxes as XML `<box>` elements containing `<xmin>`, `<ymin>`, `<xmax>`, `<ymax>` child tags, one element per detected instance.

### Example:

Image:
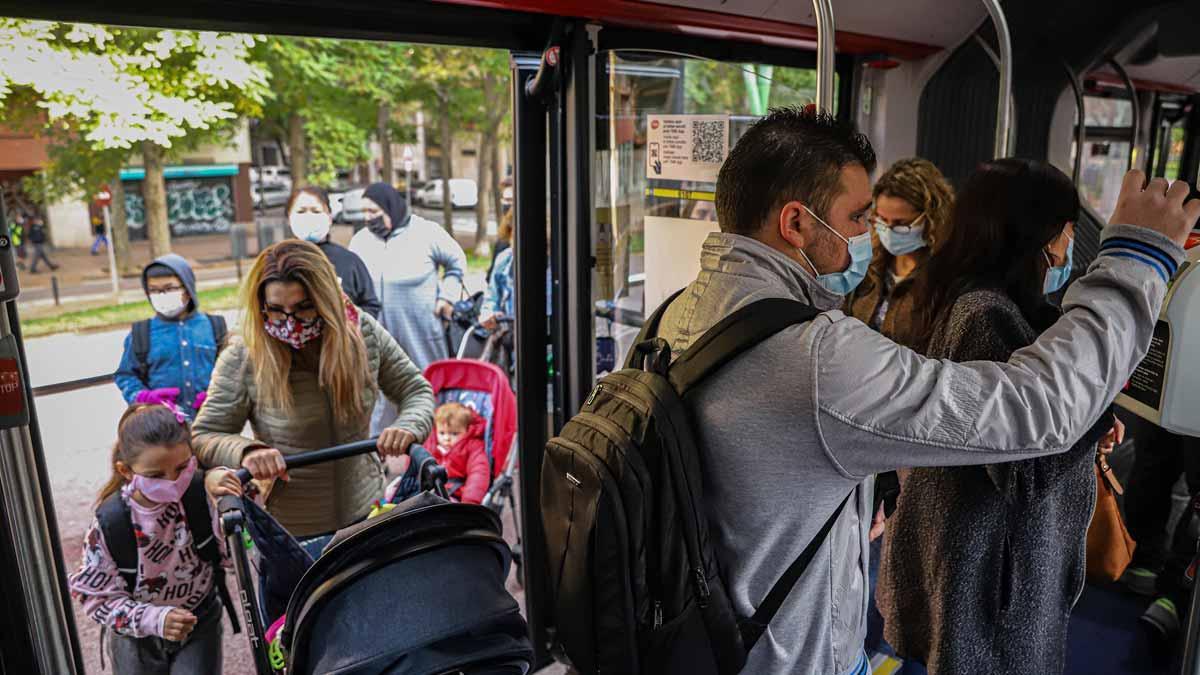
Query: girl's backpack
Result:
<box><xmin>96</xmin><ymin>472</ymin><xmax>240</xmax><ymax>632</ymax></box>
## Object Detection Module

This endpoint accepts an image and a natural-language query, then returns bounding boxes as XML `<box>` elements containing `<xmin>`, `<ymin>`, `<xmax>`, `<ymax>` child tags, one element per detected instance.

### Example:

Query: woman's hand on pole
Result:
<box><xmin>240</xmin><ymin>447</ymin><xmax>289</xmax><ymax>481</ymax></box>
<box><xmin>378</xmin><ymin>428</ymin><xmax>417</xmax><ymax>457</ymax></box>
<box><xmin>434</xmin><ymin>299</ymin><xmax>454</xmax><ymax>320</ymax></box>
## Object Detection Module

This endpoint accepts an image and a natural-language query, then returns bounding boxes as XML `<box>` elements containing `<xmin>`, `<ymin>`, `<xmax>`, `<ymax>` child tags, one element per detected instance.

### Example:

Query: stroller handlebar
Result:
<box><xmin>233</xmin><ymin>438</ymin><xmax>380</xmax><ymax>484</ymax></box>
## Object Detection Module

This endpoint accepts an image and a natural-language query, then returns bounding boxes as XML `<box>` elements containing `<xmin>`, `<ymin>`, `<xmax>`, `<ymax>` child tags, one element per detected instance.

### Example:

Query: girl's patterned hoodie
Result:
<box><xmin>68</xmin><ymin>484</ymin><xmax>226</xmax><ymax>639</ymax></box>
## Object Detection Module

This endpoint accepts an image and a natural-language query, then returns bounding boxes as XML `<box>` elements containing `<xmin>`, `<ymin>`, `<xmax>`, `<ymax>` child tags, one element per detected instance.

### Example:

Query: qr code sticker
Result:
<box><xmin>692</xmin><ymin>120</ymin><xmax>726</xmax><ymax>164</ymax></box>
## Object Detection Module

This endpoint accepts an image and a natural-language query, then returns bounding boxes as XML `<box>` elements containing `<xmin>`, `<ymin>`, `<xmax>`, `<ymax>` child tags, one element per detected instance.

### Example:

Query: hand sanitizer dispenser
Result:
<box><xmin>1116</xmin><ymin>232</ymin><xmax>1200</xmax><ymax>436</ymax></box>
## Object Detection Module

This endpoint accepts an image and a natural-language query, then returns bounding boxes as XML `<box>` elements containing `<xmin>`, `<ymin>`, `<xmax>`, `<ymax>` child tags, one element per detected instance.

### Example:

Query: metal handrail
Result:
<box><xmin>1063</xmin><ymin>61</ymin><xmax>1086</xmax><ymax>187</ymax></box>
<box><xmin>980</xmin><ymin>0</ymin><xmax>1013</xmax><ymax>158</ymax></box>
<box><xmin>1107</xmin><ymin>57</ymin><xmax>1140</xmax><ymax>172</ymax></box>
<box><xmin>812</xmin><ymin>0</ymin><xmax>835</xmax><ymax>113</ymax></box>
<box><xmin>31</xmin><ymin>373</ymin><xmax>115</xmax><ymax>397</ymax></box>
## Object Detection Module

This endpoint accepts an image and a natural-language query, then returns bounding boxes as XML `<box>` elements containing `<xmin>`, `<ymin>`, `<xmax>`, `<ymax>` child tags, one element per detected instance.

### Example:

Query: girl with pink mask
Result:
<box><xmin>68</xmin><ymin>404</ymin><xmax>243</xmax><ymax>674</ymax></box>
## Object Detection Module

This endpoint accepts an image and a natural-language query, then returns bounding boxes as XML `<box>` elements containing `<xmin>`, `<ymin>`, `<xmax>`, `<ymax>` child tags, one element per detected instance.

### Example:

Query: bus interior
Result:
<box><xmin>2</xmin><ymin>0</ymin><xmax>1200</xmax><ymax>673</ymax></box>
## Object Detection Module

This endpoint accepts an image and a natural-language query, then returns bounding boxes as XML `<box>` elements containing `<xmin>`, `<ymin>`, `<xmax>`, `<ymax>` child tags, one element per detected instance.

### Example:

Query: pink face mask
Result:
<box><xmin>131</xmin><ymin>456</ymin><xmax>197</xmax><ymax>504</ymax></box>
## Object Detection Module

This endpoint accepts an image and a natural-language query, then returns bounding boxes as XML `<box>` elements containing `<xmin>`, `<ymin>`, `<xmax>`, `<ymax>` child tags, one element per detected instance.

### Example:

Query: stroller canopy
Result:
<box><xmin>424</xmin><ymin>359</ymin><xmax>516</xmax><ymax>478</ymax></box>
<box><xmin>283</xmin><ymin>492</ymin><xmax>532</xmax><ymax>675</ymax></box>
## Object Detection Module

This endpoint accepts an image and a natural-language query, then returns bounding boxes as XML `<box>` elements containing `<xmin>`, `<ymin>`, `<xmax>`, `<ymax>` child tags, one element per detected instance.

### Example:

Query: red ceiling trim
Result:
<box><xmin>434</xmin><ymin>0</ymin><xmax>943</xmax><ymax>60</ymax></box>
<box><xmin>1087</xmin><ymin>71</ymin><xmax>1197</xmax><ymax>95</ymax></box>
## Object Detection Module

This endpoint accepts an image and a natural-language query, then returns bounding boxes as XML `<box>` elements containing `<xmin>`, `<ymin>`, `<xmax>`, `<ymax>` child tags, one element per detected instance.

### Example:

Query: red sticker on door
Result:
<box><xmin>0</xmin><ymin>359</ymin><xmax>24</xmax><ymax>417</ymax></box>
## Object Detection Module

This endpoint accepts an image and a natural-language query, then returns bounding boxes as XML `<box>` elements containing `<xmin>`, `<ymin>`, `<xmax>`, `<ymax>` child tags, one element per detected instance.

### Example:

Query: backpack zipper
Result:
<box><xmin>693</xmin><ymin>567</ymin><xmax>710</xmax><ymax>606</ymax></box>
<box><xmin>653</xmin><ymin>600</ymin><xmax>663</xmax><ymax>630</ymax></box>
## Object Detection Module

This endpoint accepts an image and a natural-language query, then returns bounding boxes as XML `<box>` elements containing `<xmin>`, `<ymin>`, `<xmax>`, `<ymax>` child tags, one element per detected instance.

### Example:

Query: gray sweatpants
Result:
<box><xmin>108</xmin><ymin>597</ymin><xmax>223</xmax><ymax>675</ymax></box>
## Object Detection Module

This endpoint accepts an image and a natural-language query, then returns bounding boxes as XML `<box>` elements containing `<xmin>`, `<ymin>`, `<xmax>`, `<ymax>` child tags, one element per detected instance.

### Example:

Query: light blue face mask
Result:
<box><xmin>1043</xmin><ymin>235</ymin><xmax>1075</xmax><ymax>295</ymax></box>
<box><xmin>797</xmin><ymin>205</ymin><xmax>873</xmax><ymax>296</ymax></box>
<box><xmin>873</xmin><ymin>218</ymin><xmax>928</xmax><ymax>256</ymax></box>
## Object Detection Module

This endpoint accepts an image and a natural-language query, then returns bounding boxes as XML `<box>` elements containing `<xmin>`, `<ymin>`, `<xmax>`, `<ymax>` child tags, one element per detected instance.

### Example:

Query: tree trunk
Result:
<box><xmin>437</xmin><ymin>96</ymin><xmax>454</xmax><ymax>233</ymax></box>
<box><xmin>141</xmin><ymin>141</ymin><xmax>171</xmax><ymax>258</ymax></box>
<box><xmin>489</xmin><ymin>127</ymin><xmax>504</xmax><ymax>219</ymax></box>
<box><xmin>110</xmin><ymin>176</ymin><xmax>136</xmax><ymax>275</ymax></box>
<box><xmin>378</xmin><ymin>102</ymin><xmax>394</xmax><ymax>187</ymax></box>
<box><xmin>287</xmin><ymin>112</ymin><xmax>309</xmax><ymax>190</ymax></box>
<box><xmin>473</xmin><ymin>132</ymin><xmax>491</xmax><ymax>255</ymax></box>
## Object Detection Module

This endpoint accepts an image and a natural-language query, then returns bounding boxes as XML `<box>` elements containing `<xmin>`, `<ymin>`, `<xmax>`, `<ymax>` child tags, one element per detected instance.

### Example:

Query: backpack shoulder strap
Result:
<box><xmin>623</xmin><ymin>288</ymin><xmax>687</xmax><ymax>369</ymax></box>
<box><xmin>96</xmin><ymin>492</ymin><xmax>138</xmax><ymax>593</ymax></box>
<box><xmin>131</xmin><ymin>319</ymin><xmax>152</xmax><ymax>387</ymax></box>
<box><xmin>668</xmin><ymin>298</ymin><xmax>820</xmax><ymax>394</ymax></box>
<box><xmin>206</xmin><ymin>313</ymin><xmax>228</xmax><ymax>353</ymax></box>
<box><xmin>739</xmin><ymin>491</ymin><xmax>853</xmax><ymax>651</ymax></box>
<box><xmin>180</xmin><ymin>473</ymin><xmax>241</xmax><ymax>633</ymax></box>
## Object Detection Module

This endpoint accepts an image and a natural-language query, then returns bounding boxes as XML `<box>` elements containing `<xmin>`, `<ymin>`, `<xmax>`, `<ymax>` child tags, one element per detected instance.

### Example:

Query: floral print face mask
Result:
<box><xmin>264</xmin><ymin>315</ymin><xmax>323</xmax><ymax>350</ymax></box>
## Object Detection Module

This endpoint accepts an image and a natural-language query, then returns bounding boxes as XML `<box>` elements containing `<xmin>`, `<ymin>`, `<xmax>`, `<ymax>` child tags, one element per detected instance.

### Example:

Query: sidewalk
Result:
<box><xmin>14</xmin><ymin>221</ymin><xmax>365</xmax><ymax>313</ymax></box>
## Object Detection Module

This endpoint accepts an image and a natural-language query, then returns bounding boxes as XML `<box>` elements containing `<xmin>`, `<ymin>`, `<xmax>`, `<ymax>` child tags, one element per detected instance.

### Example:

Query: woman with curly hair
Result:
<box><xmin>845</xmin><ymin>157</ymin><xmax>954</xmax><ymax>347</ymax></box>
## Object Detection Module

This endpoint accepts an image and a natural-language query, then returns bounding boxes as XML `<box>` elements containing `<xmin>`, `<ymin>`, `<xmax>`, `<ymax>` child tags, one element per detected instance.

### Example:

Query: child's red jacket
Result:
<box><xmin>432</xmin><ymin>413</ymin><xmax>491</xmax><ymax>504</ymax></box>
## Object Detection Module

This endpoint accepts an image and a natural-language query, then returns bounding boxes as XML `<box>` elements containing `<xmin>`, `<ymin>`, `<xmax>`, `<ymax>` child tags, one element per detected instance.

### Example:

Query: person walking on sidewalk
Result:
<box><xmin>8</xmin><ymin>212</ymin><xmax>25</xmax><ymax>271</ymax></box>
<box><xmin>28</xmin><ymin>216</ymin><xmax>59</xmax><ymax>273</ymax></box>
<box><xmin>91</xmin><ymin>215</ymin><xmax>109</xmax><ymax>256</ymax></box>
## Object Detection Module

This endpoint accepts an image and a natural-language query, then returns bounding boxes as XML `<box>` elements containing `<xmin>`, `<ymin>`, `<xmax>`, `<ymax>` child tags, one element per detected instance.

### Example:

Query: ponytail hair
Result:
<box><xmin>95</xmin><ymin>404</ymin><xmax>192</xmax><ymax>507</ymax></box>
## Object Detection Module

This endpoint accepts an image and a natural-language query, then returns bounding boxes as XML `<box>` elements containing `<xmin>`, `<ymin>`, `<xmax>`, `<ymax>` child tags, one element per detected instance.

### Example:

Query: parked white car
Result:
<box><xmin>415</xmin><ymin>178</ymin><xmax>478</xmax><ymax>209</ymax></box>
<box><xmin>334</xmin><ymin>187</ymin><xmax>368</xmax><ymax>225</ymax></box>
<box><xmin>251</xmin><ymin>182</ymin><xmax>290</xmax><ymax>208</ymax></box>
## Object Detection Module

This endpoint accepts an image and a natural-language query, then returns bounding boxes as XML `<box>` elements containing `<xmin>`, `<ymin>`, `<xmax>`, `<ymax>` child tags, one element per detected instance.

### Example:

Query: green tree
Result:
<box><xmin>410</xmin><ymin>45</ymin><xmax>487</xmax><ymax>233</ymax></box>
<box><xmin>0</xmin><ymin>21</ymin><xmax>269</xmax><ymax>258</ymax></box>
<box><xmin>340</xmin><ymin>43</ymin><xmax>419</xmax><ymax>187</ymax></box>
<box><xmin>257</xmin><ymin>37</ymin><xmax>377</xmax><ymax>188</ymax></box>
<box><xmin>461</xmin><ymin>50</ymin><xmax>510</xmax><ymax>254</ymax></box>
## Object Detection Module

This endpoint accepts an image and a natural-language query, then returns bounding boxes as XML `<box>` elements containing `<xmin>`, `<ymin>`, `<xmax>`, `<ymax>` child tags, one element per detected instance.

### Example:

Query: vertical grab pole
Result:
<box><xmin>1062</xmin><ymin>62</ymin><xmax>1086</xmax><ymax>187</ymax></box>
<box><xmin>812</xmin><ymin>0</ymin><xmax>835</xmax><ymax>113</ymax></box>
<box><xmin>1108</xmin><ymin>58</ymin><xmax>1140</xmax><ymax>172</ymax></box>
<box><xmin>981</xmin><ymin>0</ymin><xmax>1013</xmax><ymax>158</ymax></box>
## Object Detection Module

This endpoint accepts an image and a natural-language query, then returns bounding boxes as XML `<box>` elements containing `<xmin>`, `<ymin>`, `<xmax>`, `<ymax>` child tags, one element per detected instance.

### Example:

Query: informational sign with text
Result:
<box><xmin>646</xmin><ymin>114</ymin><xmax>730</xmax><ymax>183</ymax></box>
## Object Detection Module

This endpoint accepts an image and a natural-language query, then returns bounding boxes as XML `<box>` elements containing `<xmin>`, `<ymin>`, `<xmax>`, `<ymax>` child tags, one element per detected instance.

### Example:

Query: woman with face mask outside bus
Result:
<box><xmin>192</xmin><ymin>240</ymin><xmax>434</xmax><ymax>545</ymax></box>
<box><xmin>287</xmin><ymin>187</ymin><xmax>381</xmax><ymax>318</ymax></box>
<box><xmin>875</xmin><ymin>159</ymin><xmax>1124</xmax><ymax>675</ymax></box>
<box><xmin>348</xmin><ymin>182</ymin><xmax>467</xmax><ymax>434</ymax></box>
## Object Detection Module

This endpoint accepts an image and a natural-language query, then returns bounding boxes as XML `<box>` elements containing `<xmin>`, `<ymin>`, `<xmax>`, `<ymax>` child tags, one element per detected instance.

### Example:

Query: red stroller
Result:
<box><xmin>421</xmin><ymin>358</ymin><xmax>523</xmax><ymax>580</ymax></box>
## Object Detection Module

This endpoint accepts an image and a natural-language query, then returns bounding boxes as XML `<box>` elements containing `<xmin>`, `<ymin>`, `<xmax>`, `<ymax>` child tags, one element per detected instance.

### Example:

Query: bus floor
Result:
<box><xmin>867</xmin><ymin>577</ymin><xmax>1178</xmax><ymax>674</ymax></box>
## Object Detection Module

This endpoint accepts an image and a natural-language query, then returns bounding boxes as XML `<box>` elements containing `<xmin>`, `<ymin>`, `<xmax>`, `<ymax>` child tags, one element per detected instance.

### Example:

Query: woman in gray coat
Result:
<box><xmin>877</xmin><ymin>159</ymin><xmax>1122</xmax><ymax>674</ymax></box>
<box><xmin>349</xmin><ymin>182</ymin><xmax>467</xmax><ymax>433</ymax></box>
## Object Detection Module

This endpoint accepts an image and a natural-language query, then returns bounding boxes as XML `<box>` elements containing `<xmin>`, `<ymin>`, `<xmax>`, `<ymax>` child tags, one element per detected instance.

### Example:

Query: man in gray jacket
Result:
<box><xmin>655</xmin><ymin>107</ymin><xmax>1196</xmax><ymax>674</ymax></box>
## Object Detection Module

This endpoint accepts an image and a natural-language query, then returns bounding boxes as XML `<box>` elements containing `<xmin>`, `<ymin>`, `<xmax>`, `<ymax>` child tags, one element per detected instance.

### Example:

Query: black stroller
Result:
<box><xmin>218</xmin><ymin>439</ymin><xmax>533</xmax><ymax>675</ymax></box>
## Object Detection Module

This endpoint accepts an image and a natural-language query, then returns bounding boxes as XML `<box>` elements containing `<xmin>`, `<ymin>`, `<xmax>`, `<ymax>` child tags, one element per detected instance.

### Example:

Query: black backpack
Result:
<box><xmin>541</xmin><ymin>293</ymin><xmax>851</xmax><ymax>675</ymax></box>
<box><xmin>131</xmin><ymin>314</ymin><xmax>227</xmax><ymax>386</ymax></box>
<box><xmin>96</xmin><ymin>472</ymin><xmax>240</xmax><ymax>632</ymax></box>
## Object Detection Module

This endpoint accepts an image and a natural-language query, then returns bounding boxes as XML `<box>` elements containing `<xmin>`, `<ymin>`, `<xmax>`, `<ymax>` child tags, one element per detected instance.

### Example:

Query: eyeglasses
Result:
<box><xmin>869</xmin><ymin>211</ymin><xmax>928</xmax><ymax>234</ymax></box>
<box><xmin>263</xmin><ymin>305</ymin><xmax>319</xmax><ymax>324</ymax></box>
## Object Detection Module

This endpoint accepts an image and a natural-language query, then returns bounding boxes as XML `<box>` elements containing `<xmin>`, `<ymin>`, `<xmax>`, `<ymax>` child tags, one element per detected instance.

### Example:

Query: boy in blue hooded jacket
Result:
<box><xmin>114</xmin><ymin>254</ymin><xmax>225</xmax><ymax>416</ymax></box>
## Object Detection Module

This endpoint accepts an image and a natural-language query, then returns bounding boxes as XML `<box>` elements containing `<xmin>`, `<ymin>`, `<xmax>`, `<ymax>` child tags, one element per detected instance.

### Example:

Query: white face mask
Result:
<box><xmin>289</xmin><ymin>211</ymin><xmax>332</xmax><ymax>243</ymax></box>
<box><xmin>149</xmin><ymin>290</ymin><xmax>187</xmax><ymax>318</ymax></box>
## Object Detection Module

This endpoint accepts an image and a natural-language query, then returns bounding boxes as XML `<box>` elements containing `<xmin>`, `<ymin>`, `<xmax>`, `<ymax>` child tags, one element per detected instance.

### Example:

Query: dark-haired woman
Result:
<box><xmin>287</xmin><ymin>187</ymin><xmax>380</xmax><ymax>318</ymax></box>
<box><xmin>876</xmin><ymin>159</ymin><xmax>1122</xmax><ymax>674</ymax></box>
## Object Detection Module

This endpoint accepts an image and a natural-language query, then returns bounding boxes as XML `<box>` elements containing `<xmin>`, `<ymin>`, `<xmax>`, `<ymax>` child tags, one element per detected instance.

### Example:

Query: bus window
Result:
<box><xmin>592</xmin><ymin>51</ymin><xmax>838</xmax><ymax>374</ymax></box>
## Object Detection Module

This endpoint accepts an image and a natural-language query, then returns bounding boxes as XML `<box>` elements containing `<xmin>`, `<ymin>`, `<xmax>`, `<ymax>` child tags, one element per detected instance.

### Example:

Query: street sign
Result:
<box><xmin>402</xmin><ymin>146</ymin><xmax>414</xmax><ymax>161</ymax></box>
<box><xmin>404</xmin><ymin>159</ymin><xmax>414</xmax><ymax>172</ymax></box>
<box><xmin>94</xmin><ymin>185</ymin><xmax>112</xmax><ymax>207</ymax></box>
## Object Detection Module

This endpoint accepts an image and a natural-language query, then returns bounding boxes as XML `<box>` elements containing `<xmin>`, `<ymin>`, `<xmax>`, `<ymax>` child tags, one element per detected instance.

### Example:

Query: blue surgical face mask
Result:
<box><xmin>873</xmin><ymin>217</ymin><xmax>928</xmax><ymax>256</ymax></box>
<box><xmin>1043</xmin><ymin>235</ymin><xmax>1074</xmax><ymax>295</ymax></box>
<box><xmin>796</xmin><ymin>205</ymin><xmax>872</xmax><ymax>296</ymax></box>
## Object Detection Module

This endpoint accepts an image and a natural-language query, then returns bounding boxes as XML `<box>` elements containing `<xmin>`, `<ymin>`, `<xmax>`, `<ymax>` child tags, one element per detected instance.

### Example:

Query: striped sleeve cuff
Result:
<box><xmin>1098</xmin><ymin>229</ymin><xmax>1183</xmax><ymax>282</ymax></box>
